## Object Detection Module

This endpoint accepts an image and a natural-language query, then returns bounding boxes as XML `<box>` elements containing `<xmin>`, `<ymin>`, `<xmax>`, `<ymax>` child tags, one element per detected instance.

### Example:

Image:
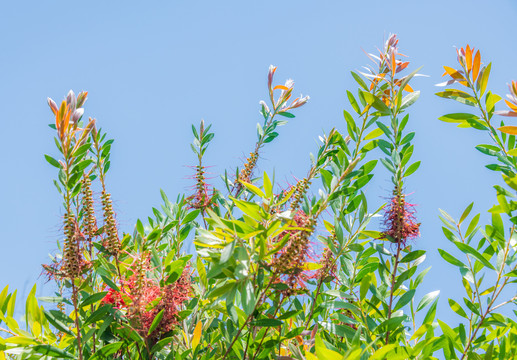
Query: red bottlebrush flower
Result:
<box><xmin>186</xmin><ymin>165</ymin><xmax>216</xmax><ymax>210</ymax></box>
<box><xmin>101</xmin><ymin>258</ymin><xmax>193</xmax><ymax>340</ymax></box>
<box><xmin>381</xmin><ymin>192</ymin><xmax>420</xmax><ymax>246</ymax></box>
<box><xmin>271</xmin><ymin>210</ymin><xmax>317</xmax><ymax>296</ymax></box>
<box><xmin>102</xmin><ymin>288</ymin><xmax>126</xmax><ymax>309</ymax></box>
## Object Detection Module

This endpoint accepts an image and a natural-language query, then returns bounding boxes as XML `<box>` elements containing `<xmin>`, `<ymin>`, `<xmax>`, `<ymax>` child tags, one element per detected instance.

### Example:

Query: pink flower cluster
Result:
<box><xmin>102</xmin><ymin>263</ymin><xmax>192</xmax><ymax>339</ymax></box>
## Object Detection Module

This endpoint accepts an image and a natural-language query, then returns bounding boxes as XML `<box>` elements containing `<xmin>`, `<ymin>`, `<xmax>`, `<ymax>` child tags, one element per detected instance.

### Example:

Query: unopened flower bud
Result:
<box><xmin>48</xmin><ymin>98</ymin><xmax>58</xmax><ymax>115</ymax></box>
<box><xmin>76</xmin><ymin>91</ymin><xmax>88</xmax><ymax>108</ymax></box>
<box><xmin>290</xmin><ymin>95</ymin><xmax>310</xmax><ymax>109</ymax></box>
<box><xmin>268</xmin><ymin>65</ymin><xmax>277</xmax><ymax>90</ymax></box>
<box><xmin>66</xmin><ymin>90</ymin><xmax>76</xmax><ymax>109</ymax></box>
<box><xmin>91</xmin><ymin>120</ymin><xmax>98</xmax><ymax>139</ymax></box>
<box><xmin>259</xmin><ymin>100</ymin><xmax>270</xmax><ymax>114</ymax></box>
<box><xmin>71</xmin><ymin>108</ymin><xmax>84</xmax><ymax>124</ymax></box>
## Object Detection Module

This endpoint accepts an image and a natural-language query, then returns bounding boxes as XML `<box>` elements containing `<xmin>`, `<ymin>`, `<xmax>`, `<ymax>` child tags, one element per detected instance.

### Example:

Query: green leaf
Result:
<box><xmin>344</xmin><ymin>110</ymin><xmax>358</xmax><ymax>135</ymax></box>
<box><xmin>80</xmin><ymin>292</ymin><xmax>107</xmax><ymax>308</ymax></box>
<box><xmin>314</xmin><ymin>334</ymin><xmax>345</xmax><ymax>359</ymax></box>
<box><xmin>478</xmin><ymin>63</ymin><xmax>491</xmax><ymax>95</ymax></box>
<box><xmin>220</xmin><ymin>241</ymin><xmax>235</xmax><ymax>264</ymax></box>
<box><xmin>454</xmin><ymin>241</ymin><xmax>495</xmax><ymax>270</ymax></box>
<box><xmin>43</xmin><ymin>310</ymin><xmax>73</xmax><ymax>335</ymax></box>
<box><xmin>37</xmin><ymin>296</ymin><xmax>64</xmax><ymax>303</ymax></box>
<box><xmin>448</xmin><ymin>298</ymin><xmax>467</xmax><ymax>318</ymax></box>
<box><xmin>207</xmin><ymin>280</ymin><xmax>236</xmax><ymax>299</ymax></box>
<box><xmin>438</xmin><ymin>249</ymin><xmax>465</xmax><ymax>267</ymax></box>
<box><xmin>398</xmin><ymin>67</ymin><xmax>423</xmax><ymax>95</ymax></box>
<box><xmin>32</xmin><ymin>345</ymin><xmax>73</xmax><ymax>358</ymax></box>
<box><xmin>100</xmin><ymin>275</ymin><xmax>120</xmax><ymax>292</ymax></box>
<box><xmin>400</xmin><ymin>91</ymin><xmax>420</xmax><ymax>110</ymax></box>
<box><xmin>404</xmin><ymin>161</ymin><xmax>421</xmax><ymax>177</ymax></box>
<box><xmin>438</xmin><ymin>319</ymin><xmax>457</xmax><ymax>342</ymax></box>
<box><xmin>394</xmin><ymin>289</ymin><xmax>416</xmax><ymax>311</ymax></box>
<box><xmin>347</xmin><ymin>90</ymin><xmax>361</xmax><ymax>114</ymax></box>
<box><xmin>417</xmin><ymin>290</ymin><xmax>440</xmax><ymax>312</ymax></box>
<box><xmin>87</xmin><ymin>342</ymin><xmax>124</xmax><ymax>360</ymax></box>
<box><xmin>263</xmin><ymin>171</ymin><xmax>273</xmax><ymax>198</ymax></box>
<box><xmin>364</xmin><ymin>127</ymin><xmax>383</xmax><ymax>140</ymax></box>
<box><xmin>148</xmin><ymin>309</ymin><xmax>164</xmax><ymax>335</ymax></box>
<box><xmin>371</xmin><ymin>344</ymin><xmax>397</xmax><ymax>360</ymax></box>
<box><xmin>250</xmin><ymin>318</ymin><xmax>283</xmax><ymax>327</ymax></box>
<box><xmin>44</xmin><ymin>154</ymin><xmax>61</xmax><ymax>168</ymax></box>
<box><xmin>435</xmin><ymin>89</ymin><xmax>477</xmax><ymax>106</ymax></box>
<box><xmin>278</xmin><ymin>111</ymin><xmax>295</xmax><ymax>118</ymax></box>
<box><xmin>400</xmin><ymin>250</ymin><xmax>426</xmax><ymax>263</ymax></box>
<box><xmin>238</xmin><ymin>181</ymin><xmax>265</xmax><ymax>198</ymax></box>
<box><xmin>165</xmin><ymin>258</ymin><xmax>187</xmax><ymax>285</ymax></box>
<box><xmin>438</xmin><ymin>113</ymin><xmax>480</xmax><ymax>123</ymax></box>
<box><xmin>465</xmin><ymin>213</ymin><xmax>480</xmax><ymax>237</ymax></box>
<box><xmin>83</xmin><ymin>304</ymin><xmax>112</xmax><ymax>326</ymax></box>
<box><xmin>459</xmin><ymin>203</ymin><xmax>474</xmax><ymax>225</ymax></box>
<box><xmin>422</xmin><ymin>298</ymin><xmax>438</xmax><ymax>324</ymax></box>
<box><xmin>72</xmin><ymin>143</ymin><xmax>91</xmax><ymax>158</ymax></box>
<box><xmin>361</xmin><ymin>91</ymin><xmax>391</xmax><ymax>115</ymax></box>
<box><xmin>182</xmin><ymin>209</ymin><xmax>200</xmax><ymax>225</ymax></box>
<box><xmin>351</xmin><ymin>71</ymin><xmax>368</xmax><ymax>90</ymax></box>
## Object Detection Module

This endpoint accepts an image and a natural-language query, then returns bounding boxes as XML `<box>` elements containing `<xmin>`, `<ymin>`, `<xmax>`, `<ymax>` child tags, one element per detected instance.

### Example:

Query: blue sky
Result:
<box><xmin>1</xmin><ymin>0</ymin><xmax>516</xmax><ymax>326</ymax></box>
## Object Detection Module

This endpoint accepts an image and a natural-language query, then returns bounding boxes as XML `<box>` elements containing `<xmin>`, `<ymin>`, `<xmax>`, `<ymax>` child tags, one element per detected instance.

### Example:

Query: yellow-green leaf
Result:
<box><xmin>371</xmin><ymin>344</ymin><xmax>397</xmax><ymax>359</ymax></box>
<box><xmin>364</xmin><ymin>127</ymin><xmax>383</xmax><ymax>140</ymax></box>
<box><xmin>315</xmin><ymin>335</ymin><xmax>343</xmax><ymax>359</ymax></box>
<box><xmin>192</xmin><ymin>321</ymin><xmax>202</xmax><ymax>349</ymax></box>
<box><xmin>503</xmin><ymin>174</ymin><xmax>517</xmax><ymax>191</ymax></box>
<box><xmin>303</xmin><ymin>262</ymin><xmax>323</xmax><ymax>271</ymax></box>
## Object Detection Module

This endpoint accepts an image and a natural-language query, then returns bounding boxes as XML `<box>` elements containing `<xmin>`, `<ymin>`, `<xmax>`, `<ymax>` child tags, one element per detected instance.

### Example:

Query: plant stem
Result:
<box><xmin>222</xmin><ymin>278</ymin><xmax>275</xmax><ymax>360</ymax></box>
<box><xmin>385</xmin><ymin>241</ymin><xmax>402</xmax><ymax>344</ymax></box>
<box><xmin>71</xmin><ymin>281</ymin><xmax>83</xmax><ymax>360</ymax></box>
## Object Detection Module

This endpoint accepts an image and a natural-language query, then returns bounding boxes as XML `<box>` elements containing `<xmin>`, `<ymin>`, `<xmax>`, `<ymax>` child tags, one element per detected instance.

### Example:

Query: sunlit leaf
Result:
<box><xmin>417</xmin><ymin>290</ymin><xmax>440</xmax><ymax>312</ymax></box>
<box><xmin>498</xmin><ymin>126</ymin><xmax>517</xmax><ymax>135</ymax></box>
<box><xmin>192</xmin><ymin>321</ymin><xmax>202</xmax><ymax>349</ymax></box>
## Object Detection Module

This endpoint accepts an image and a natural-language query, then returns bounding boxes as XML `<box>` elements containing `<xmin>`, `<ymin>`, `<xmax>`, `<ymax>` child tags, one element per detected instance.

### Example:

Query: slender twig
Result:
<box><xmin>385</xmin><ymin>241</ymin><xmax>402</xmax><ymax>344</ymax></box>
<box><xmin>222</xmin><ymin>278</ymin><xmax>275</xmax><ymax>360</ymax></box>
<box><xmin>251</xmin><ymin>296</ymin><xmax>286</xmax><ymax>360</ymax></box>
<box><xmin>0</xmin><ymin>326</ymin><xmax>16</xmax><ymax>336</ymax></box>
<box><xmin>71</xmin><ymin>282</ymin><xmax>83</xmax><ymax>360</ymax></box>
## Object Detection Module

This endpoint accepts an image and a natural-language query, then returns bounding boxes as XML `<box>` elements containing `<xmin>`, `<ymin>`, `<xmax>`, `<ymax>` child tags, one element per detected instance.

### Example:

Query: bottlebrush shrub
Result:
<box><xmin>1</xmin><ymin>36</ymin><xmax>516</xmax><ymax>360</ymax></box>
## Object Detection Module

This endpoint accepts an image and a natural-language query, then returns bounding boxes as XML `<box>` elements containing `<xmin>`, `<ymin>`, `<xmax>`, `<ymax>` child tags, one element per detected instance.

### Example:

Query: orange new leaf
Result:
<box><xmin>443</xmin><ymin>66</ymin><xmax>465</xmax><ymax>81</ymax></box>
<box><xmin>466</xmin><ymin>45</ymin><xmax>472</xmax><ymax>72</ymax></box>
<box><xmin>499</xmin><ymin>126</ymin><xmax>517</xmax><ymax>135</ymax></box>
<box><xmin>404</xmin><ymin>84</ymin><xmax>414</xmax><ymax>92</ymax></box>
<box><xmin>273</xmin><ymin>85</ymin><xmax>289</xmax><ymax>91</ymax></box>
<box><xmin>505</xmin><ymin>100</ymin><xmax>517</xmax><ymax>112</ymax></box>
<box><xmin>472</xmin><ymin>50</ymin><xmax>481</xmax><ymax>81</ymax></box>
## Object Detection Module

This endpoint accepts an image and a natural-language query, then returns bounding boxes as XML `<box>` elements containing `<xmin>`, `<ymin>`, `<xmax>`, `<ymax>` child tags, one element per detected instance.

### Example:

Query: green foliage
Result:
<box><xmin>1</xmin><ymin>37</ymin><xmax>516</xmax><ymax>360</ymax></box>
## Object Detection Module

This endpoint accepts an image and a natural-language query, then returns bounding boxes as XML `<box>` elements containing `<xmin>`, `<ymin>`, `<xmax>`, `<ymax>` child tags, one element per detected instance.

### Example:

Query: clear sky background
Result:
<box><xmin>1</xmin><ymin>0</ymin><xmax>516</xmax><ymax>328</ymax></box>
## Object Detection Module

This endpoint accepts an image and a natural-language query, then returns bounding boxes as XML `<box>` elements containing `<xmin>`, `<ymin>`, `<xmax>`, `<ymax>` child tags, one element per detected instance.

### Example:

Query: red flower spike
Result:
<box><xmin>381</xmin><ymin>193</ymin><xmax>420</xmax><ymax>246</ymax></box>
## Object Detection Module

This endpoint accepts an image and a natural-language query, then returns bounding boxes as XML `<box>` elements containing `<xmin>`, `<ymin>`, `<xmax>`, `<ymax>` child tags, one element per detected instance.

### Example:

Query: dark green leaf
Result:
<box><xmin>80</xmin><ymin>292</ymin><xmax>107</xmax><ymax>308</ymax></box>
<box><xmin>278</xmin><ymin>112</ymin><xmax>295</xmax><ymax>118</ymax></box>
<box><xmin>251</xmin><ymin>318</ymin><xmax>283</xmax><ymax>327</ymax></box>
